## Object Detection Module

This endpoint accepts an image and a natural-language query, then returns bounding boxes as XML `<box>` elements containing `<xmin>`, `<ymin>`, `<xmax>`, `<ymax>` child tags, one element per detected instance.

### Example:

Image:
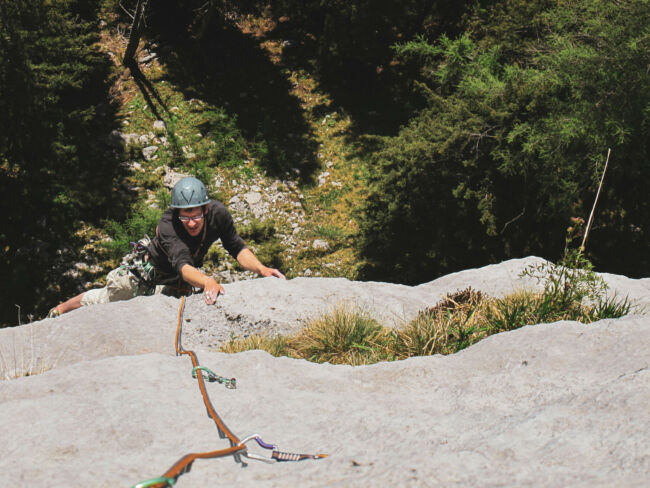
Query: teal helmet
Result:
<box><xmin>170</xmin><ymin>177</ymin><xmax>210</xmax><ymax>208</ymax></box>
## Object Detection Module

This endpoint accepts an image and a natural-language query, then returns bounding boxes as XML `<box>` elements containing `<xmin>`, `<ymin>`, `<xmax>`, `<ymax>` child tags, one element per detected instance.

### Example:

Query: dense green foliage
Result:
<box><xmin>103</xmin><ymin>201</ymin><xmax>165</xmax><ymax>260</ymax></box>
<box><xmin>267</xmin><ymin>0</ymin><xmax>467</xmax><ymax>75</ymax></box>
<box><xmin>360</xmin><ymin>0</ymin><xmax>650</xmax><ymax>283</ymax></box>
<box><xmin>0</xmin><ymin>0</ymin><xmax>119</xmax><ymax>325</ymax></box>
<box><xmin>2</xmin><ymin>0</ymin><xmax>648</xmax><ymax>326</ymax></box>
<box><xmin>267</xmin><ymin>0</ymin><xmax>473</xmax><ymax>131</ymax></box>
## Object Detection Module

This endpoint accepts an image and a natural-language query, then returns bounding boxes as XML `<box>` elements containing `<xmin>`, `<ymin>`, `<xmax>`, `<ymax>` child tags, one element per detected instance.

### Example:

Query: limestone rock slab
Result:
<box><xmin>0</xmin><ymin>316</ymin><xmax>648</xmax><ymax>487</ymax></box>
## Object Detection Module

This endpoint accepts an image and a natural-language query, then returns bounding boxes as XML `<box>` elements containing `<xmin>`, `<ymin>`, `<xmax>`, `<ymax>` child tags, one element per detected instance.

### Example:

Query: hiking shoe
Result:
<box><xmin>47</xmin><ymin>307</ymin><xmax>61</xmax><ymax>319</ymax></box>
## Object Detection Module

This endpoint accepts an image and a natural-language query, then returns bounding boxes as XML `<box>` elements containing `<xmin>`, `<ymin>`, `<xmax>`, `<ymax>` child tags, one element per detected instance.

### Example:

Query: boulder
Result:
<box><xmin>1</xmin><ymin>258</ymin><xmax>648</xmax><ymax>487</ymax></box>
<box><xmin>312</xmin><ymin>239</ymin><xmax>330</xmax><ymax>251</ymax></box>
<box><xmin>243</xmin><ymin>192</ymin><xmax>263</xmax><ymax>206</ymax></box>
<box><xmin>163</xmin><ymin>168</ymin><xmax>189</xmax><ymax>189</ymax></box>
<box><xmin>141</xmin><ymin>145</ymin><xmax>158</xmax><ymax>160</ymax></box>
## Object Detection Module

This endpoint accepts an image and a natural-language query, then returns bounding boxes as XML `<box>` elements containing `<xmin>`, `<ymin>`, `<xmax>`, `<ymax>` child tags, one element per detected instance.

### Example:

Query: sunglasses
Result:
<box><xmin>178</xmin><ymin>215</ymin><xmax>204</xmax><ymax>223</ymax></box>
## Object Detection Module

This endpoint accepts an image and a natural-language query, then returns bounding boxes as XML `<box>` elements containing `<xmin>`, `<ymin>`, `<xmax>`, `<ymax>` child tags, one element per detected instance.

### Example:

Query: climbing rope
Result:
<box><xmin>131</xmin><ymin>296</ymin><xmax>326</xmax><ymax>487</ymax></box>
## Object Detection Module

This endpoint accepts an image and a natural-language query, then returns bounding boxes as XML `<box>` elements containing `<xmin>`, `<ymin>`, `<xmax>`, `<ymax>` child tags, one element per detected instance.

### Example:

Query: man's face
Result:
<box><xmin>179</xmin><ymin>206</ymin><xmax>205</xmax><ymax>237</ymax></box>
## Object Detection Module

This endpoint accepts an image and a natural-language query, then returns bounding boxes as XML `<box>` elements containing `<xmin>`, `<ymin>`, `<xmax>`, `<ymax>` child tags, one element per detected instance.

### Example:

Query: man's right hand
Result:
<box><xmin>203</xmin><ymin>277</ymin><xmax>224</xmax><ymax>305</ymax></box>
<box><xmin>180</xmin><ymin>264</ymin><xmax>225</xmax><ymax>305</ymax></box>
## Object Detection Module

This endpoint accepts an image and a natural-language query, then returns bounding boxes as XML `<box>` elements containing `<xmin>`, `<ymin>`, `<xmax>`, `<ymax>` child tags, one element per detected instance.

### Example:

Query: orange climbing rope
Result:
<box><xmin>131</xmin><ymin>296</ymin><xmax>326</xmax><ymax>488</ymax></box>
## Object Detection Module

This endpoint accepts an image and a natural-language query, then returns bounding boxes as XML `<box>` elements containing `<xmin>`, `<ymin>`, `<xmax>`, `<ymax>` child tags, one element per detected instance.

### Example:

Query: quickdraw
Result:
<box><xmin>191</xmin><ymin>366</ymin><xmax>236</xmax><ymax>389</ymax></box>
<box><xmin>131</xmin><ymin>296</ymin><xmax>326</xmax><ymax>487</ymax></box>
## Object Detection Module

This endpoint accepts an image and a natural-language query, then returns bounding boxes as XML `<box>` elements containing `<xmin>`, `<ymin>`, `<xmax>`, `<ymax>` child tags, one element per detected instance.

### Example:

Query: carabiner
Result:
<box><xmin>131</xmin><ymin>476</ymin><xmax>175</xmax><ymax>488</ymax></box>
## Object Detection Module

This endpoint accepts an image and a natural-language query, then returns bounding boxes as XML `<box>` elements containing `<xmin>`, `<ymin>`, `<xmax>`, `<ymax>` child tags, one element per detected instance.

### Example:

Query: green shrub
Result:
<box><xmin>200</xmin><ymin>109</ymin><xmax>267</xmax><ymax>168</ymax></box>
<box><xmin>520</xmin><ymin>239</ymin><xmax>632</xmax><ymax>324</ymax></box>
<box><xmin>155</xmin><ymin>188</ymin><xmax>172</xmax><ymax>209</ymax></box>
<box><xmin>314</xmin><ymin>224</ymin><xmax>348</xmax><ymax>242</ymax></box>
<box><xmin>204</xmin><ymin>243</ymin><xmax>226</xmax><ymax>263</ymax></box>
<box><xmin>0</xmin><ymin>0</ymin><xmax>117</xmax><ymax>325</ymax></box>
<box><xmin>359</xmin><ymin>0</ymin><xmax>650</xmax><ymax>282</ymax></box>
<box><xmin>522</xmin><ymin>249</ymin><xmax>607</xmax><ymax>313</ymax></box>
<box><xmin>239</xmin><ymin>219</ymin><xmax>276</xmax><ymax>242</ymax></box>
<box><xmin>318</xmin><ymin>188</ymin><xmax>344</xmax><ymax>209</ymax></box>
<box><xmin>253</xmin><ymin>240</ymin><xmax>285</xmax><ymax>271</ymax></box>
<box><xmin>236</xmin><ymin>218</ymin><xmax>284</xmax><ymax>269</ymax></box>
<box><xmin>124</xmin><ymin>139</ymin><xmax>144</xmax><ymax>160</ymax></box>
<box><xmin>104</xmin><ymin>204</ymin><xmax>163</xmax><ymax>260</ymax></box>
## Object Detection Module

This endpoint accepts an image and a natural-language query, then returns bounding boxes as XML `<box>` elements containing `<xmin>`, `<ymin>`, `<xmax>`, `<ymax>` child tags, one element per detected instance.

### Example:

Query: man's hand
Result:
<box><xmin>236</xmin><ymin>248</ymin><xmax>286</xmax><ymax>279</ymax></box>
<box><xmin>180</xmin><ymin>265</ymin><xmax>224</xmax><ymax>305</ymax></box>
<box><xmin>260</xmin><ymin>266</ymin><xmax>286</xmax><ymax>279</ymax></box>
<box><xmin>203</xmin><ymin>277</ymin><xmax>225</xmax><ymax>305</ymax></box>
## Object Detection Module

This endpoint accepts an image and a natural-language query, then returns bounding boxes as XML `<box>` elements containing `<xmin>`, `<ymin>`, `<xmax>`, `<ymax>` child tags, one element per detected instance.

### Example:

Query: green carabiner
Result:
<box><xmin>191</xmin><ymin>366</ymin><xmax>236</xmax><ymax>388</ymax></box>
<box><xmin>131</xmin><ymin>476</ymin><xmax>175</xmax><ymax>488</ymax></box>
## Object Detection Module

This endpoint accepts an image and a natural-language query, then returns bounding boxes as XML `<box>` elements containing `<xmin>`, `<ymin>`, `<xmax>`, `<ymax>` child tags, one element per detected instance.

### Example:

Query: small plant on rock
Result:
<box><xmin>520</xmin><ymin>218</ymin><xmax>630</xmax><ymax>322</ymax></box>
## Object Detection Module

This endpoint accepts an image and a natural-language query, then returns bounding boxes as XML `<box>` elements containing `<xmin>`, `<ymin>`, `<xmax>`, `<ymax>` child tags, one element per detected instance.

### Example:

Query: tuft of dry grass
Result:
<box><xmin>220</xmin><ymin>334</ymin><xmax>289</xmax><ymax>358</ymax></box>
<box><xmin>393</xmin><ymin>287</ymin><xmax>489</xmax><ymax>358</ymax></box>
<box><xmin>0</xmin><ymin>326</ymin><xmax>57</xmax><ymax>380</ymax></box>
<box><xmin>219</xmin><ymin>285</ymin><xmax>632</xmax><ymax>366</ymax></box>
<box><xmin>288</xmin><ymin>305</ymin><xmax>389</xmax><ymax>365</ymax></box>
<box><xmin>220</xmin><ymin>305</ymin><xmax>392</xmax><ymax>365</ymax></box>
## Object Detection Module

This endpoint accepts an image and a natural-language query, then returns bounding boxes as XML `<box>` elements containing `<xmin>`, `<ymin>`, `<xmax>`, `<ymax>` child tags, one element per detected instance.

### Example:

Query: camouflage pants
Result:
<box><xmin>80</xmin><ymin>265</ymin><xmax>159</xmax><ymax>306</ymax></box>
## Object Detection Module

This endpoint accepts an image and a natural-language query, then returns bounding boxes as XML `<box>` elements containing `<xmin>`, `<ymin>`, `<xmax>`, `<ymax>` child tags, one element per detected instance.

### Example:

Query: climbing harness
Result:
<box><xmin>118</xmin><ymin>235</ymin><xmax>156</xmax><ymax>296</ymax></box>
<box><xmin>131</xmin><ymin>296</ymin><xmax>326</xmax><ymax>488</ymax></box>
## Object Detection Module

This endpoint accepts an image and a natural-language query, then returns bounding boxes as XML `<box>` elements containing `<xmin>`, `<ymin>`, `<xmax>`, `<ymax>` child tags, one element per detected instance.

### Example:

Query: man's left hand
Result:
<box><xmin>260</xmin><ymin>266</ymin><xmax>286</xmax><ymax>279</ymax></box>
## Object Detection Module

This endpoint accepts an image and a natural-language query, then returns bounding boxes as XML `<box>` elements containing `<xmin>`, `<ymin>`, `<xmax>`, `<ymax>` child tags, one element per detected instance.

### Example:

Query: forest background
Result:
<box><xmin>1</xmin><ymin>0</ymin><xmax>648</xmax><ymax>327</ymax></box>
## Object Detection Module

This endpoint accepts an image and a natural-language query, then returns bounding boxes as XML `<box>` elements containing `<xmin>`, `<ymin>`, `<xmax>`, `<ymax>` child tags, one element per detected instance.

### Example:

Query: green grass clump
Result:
<box><xmin>252</xmin><ymin>239</ymin><xmax>285</xmax><ymax>271</ymax></box>
<box><xmin>518</xmin><ymin>248</ymin><xmax>632</xmax><ymax>323</ymax></box>
<box><xmin>289</xmin><ymin>306</ymin><xmax>389</xmax><ymax>365</ymax></box>
<box><xmin>239</xmin><ymin>219</ymin><xmax>276</xmax><ymax>242</ymax></box>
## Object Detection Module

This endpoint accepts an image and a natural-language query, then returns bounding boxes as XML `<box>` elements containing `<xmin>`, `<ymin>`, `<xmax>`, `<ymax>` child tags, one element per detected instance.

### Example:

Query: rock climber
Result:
<box><xmin>49</xmin><ymin>177</ymin><xmax>284</xmax><ymax>316</ymax></box>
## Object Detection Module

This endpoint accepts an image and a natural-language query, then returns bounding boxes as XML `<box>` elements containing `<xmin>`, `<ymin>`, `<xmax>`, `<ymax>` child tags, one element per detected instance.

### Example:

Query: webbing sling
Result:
<box><xmin>131</xmin><ymin>297</ymin><xmax>326</xmax><ymax>487</ymax></box>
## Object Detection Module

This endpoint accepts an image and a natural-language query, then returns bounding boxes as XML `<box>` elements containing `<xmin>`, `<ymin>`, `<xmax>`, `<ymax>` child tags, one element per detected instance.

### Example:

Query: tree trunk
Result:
<box><xmin>123</xmin><ymin>0</ymin><xmax>148</xmax><ymax>68</ymax></box>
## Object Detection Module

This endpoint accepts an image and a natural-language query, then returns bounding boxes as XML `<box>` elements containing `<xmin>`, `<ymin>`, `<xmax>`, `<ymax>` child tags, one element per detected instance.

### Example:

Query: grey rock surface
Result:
<box><xmin>163</xmin><ymin>168</ymin><xmax>189</xmax><ymax>189</ymax></box>
<box><xmin>1</xmin><ymin>317</ymin><xmax>648</xmax><ymax>487</ymax></box>
<box><xmin>0</xmin><ymin>295</ymin><xmax>178</xmax><ymax>378</ymax></box>
<box><xmin>141</xmin><ymin>145</ymin><xmax>159</xmax><ymax>160</ymax></box>
<box><xmin>243</xmin><ymin>191</ymin><xmax>262</xmax><ymax>206</ymax></box>
<box><xmin>0</xmin><ymin>258</ymin><xmax>649</xmax><ymax>487</ymax></box>
<box><xmin>3</xmin><ymin>257</ymin><xmax>648</xmax><ymax>374</ymax></box>
<box><xmin>153</xmin><ymin>119</ymin><xmax>166</xmax><ymax>133</ymax></box>
<box><xmin>312</xmin><ymin>239</ymin><xmax>330</xmax><ymax>251</ymax></box>
<box><xmin>180</xmin><ymin>256</ymin><xmax>650</xmax><ymax>350</ymax></box>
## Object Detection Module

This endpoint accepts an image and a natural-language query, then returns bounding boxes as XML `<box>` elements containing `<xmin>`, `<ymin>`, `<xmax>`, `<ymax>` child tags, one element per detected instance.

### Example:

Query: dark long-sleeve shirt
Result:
<box><xmin>148</xmin><ymin>201</ymin><xmax>246</xmax><ymax>283</ymax></box>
